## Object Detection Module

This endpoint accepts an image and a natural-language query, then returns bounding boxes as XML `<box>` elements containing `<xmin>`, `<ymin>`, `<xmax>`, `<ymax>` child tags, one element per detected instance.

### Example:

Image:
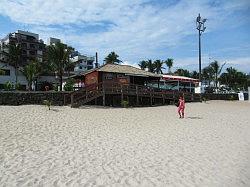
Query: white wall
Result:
<box><xmin>0</xmin><ymin>62</ymin><xmax>28</xmax><ymax>87</ymax></box>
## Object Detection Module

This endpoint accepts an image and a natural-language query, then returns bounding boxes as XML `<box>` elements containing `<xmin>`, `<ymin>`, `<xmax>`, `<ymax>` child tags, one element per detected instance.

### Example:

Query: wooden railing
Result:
<box><xmin>69</xmin><ymin>82</ymin><xmax>201</xmax><ymax>107</ymax></box>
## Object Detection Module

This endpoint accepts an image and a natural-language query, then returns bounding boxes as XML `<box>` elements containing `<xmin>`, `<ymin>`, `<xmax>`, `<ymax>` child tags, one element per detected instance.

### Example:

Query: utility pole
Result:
<box><xmin>196</xmin><ymin>13</ymin><xmax>206</xmax><ymax>84</ymax></box>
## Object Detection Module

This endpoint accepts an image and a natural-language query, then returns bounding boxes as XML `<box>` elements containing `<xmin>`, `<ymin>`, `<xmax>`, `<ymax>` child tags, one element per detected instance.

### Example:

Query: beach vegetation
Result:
<box><xmin>3</xmin><ymin>43</ymin><xmax>22</xmax><ymax>87</ymax></box>
<box><xmin>219</xmin><ymin>67</ymin><xmax>248</xmax><ymax>91</ymax></box>
<box><xmin>165</xmin><ymin>58</ymin><xmax>174</xmax><ymax>74</ymax></box>
<box><xmin>154</xmin><ymin>60</ymin><xmax>165</xmax><ymax>74</ymax></box>
<box><xmin>43</xmin><ymin>100</ymin><xmax>52</xmax><ymax>110</ymax></box>
<box><xmin>23</xmin><ymin>59</ymin><xmax>40</xmax><ymax>91</ymax></box>
<box><xmin>209</xmin><ymin>60</ymin><xmax>226</xmax><ymax>92</ymax></box>
<box><xmin>64</xmin><ymin>78</ymin><xmax>75</xmax><ymax>91</ymax></box>
<box><xmin>138</xmin><ymin>60</ymin><xmax>147</xmax><ymax>70</ymax></box>
<box><xmin>46</xmin><ymin>42</ymin><xmax>74</xmax><ymax>91</ymax></box>
<box><xmin>104</xmin><ymin>52</ymin><xmax>122</xmax><ymax>64</ymax></box>
<box><xmin>146</xmin><ymin>59</ymin><xmax>155</xmax><ymax>73</ymax></box>
<box><xmin>0</xmin><ymin>69</ymin><xmax>5</xmax><ymax>75</ymax></box>
<box><xmin>121</xmin><ymin>100</ymin><xmax>129</xmax><ymax>108</ymax></box>
<box><xmin>4</xmin><ymin>81</ymin><xmax>14</xmax><ymax>91</ymax></box>
<box><xmin>174</xmin><ymin>68</ymin><xmax>190</xmax><ymax>77</ymax></box>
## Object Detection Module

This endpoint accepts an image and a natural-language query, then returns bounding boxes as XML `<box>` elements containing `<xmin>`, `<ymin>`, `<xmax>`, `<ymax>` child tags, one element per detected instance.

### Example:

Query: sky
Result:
<box><xmin>0</xmin><ymin>0</ymin><xmax>250</xmax><ymax>73</ymax></box>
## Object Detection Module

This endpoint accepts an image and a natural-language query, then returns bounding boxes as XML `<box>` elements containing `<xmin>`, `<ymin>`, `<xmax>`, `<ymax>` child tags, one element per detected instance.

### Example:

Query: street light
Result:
<box><xmin>196</xmin><ymin>13</ymin><xmax>206</xmax><ymax>84</ymax></box>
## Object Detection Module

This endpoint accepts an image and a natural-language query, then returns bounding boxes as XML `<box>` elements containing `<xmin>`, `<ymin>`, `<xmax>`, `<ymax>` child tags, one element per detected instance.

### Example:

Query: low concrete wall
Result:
<box><xmin>0</xmin><ymin>91</ymin><xmax>71</xmax><ymax>106</ymax></box>
<box><xmin>202</xmin><ymin>93</ymin><xmax>249</xmax><ymax>101</ymax></box>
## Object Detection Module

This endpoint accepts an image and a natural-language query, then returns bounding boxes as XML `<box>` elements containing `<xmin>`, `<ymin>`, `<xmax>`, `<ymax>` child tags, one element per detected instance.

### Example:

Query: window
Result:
<box><xmin>0</xmin><ymin>69</ymin><xmax>10</xmax><ymax>76</ymax></box>
<box><xmin>104</xmin><ymin>73</ymin><xmax>113</xmax><ymax>80</ymax></box>
<box><xmin>29</xmin><ymin>44</ymin><xmax>35</xmax><ymax>49</ymax></box>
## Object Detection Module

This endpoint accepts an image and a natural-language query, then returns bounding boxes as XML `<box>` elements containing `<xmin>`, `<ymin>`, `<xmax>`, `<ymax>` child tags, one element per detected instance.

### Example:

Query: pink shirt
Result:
<box><xmin>178</xmin><ymin>99</ymin><xmax>185</xmax><ymax>109</ymax></box>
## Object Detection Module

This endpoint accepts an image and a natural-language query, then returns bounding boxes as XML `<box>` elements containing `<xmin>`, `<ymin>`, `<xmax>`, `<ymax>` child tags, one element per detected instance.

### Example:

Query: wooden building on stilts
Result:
<box><xmin>67</xmin><ymin>64</ymin><xmax>200</xmax><ymax>107</ymax></box>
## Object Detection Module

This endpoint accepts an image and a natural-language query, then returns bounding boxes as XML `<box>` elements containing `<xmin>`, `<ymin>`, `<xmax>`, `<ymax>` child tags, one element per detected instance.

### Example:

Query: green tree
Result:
<box><xmin>202</xmin><ymin>66</ymin><xmax>213</xmax><ymax>86</ymax></box>
<box><xmin>4</xmin><ymin>43</ymin><xmax>22</xmax><ymax>87</ymax></box>
<box><xmin>165</xmin><ymin>58</ymin><xmax>173</xmax><ymax>74</ymax></box>
<box><xmin>46</xmin><ymin>42</ymin><xmax>73</xmax><ymax>91</ymax></box>
<box><xmin>154</xmin><ymin>60</ymin><xmax>165</xmax><ymax>74</ymax></box>
<box><xmin>138</xmin><ymin>60</ymin><xmax>147</xmax><ymax>70</ymax></box>
<box><xmin>174</xmin><ymin>68</ymin><xmax>190</xmax><ymax>77</ymax></box>
<box><xmin>146</xmin><ymin>59</ymin><xmax>155</xmax><ymax>73</ymax></box>
<box><xmin>190</xmin><ymin>70</ymin><xmax>199</xmax><ymax>79</ymax></box>
<box><xmin>23</xmin><ymin>60</ymin><xmax>40</xmax><ymax>91</ymax></box>
<box><xmin>220</xmin><ymin>67</ymin><xmax>248</xmax><ymax>91</ymax></box>
<box><xmin>0</xmin><ymin>69</ymin><xmax>5</xmax><ymax>75</ymax></box>
<box><xmin>209</xmin><ymin>60</ymin><xmax>226</xmax><ymax>91</ymax></box>
<box><xmin>104</xmin><ymin>52</ymin><xmax>122</xmax><ymax>64</ymax></box>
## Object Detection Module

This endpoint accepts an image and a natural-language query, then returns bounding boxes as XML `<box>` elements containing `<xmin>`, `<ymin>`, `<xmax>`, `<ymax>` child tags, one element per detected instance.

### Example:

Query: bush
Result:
<box><xmin>4</xmin><ymin>81</ymin><xmax>14</xmax><ymax>91</ymax></box>
<box><xmin>121</xmin><ymin>100</ymin><xmax>129</xmax><ymax>108</ymax></box>
<box><xmin>43</xmin><ymin>100</ymin><xmax>52</xmax><ymax>110</ymax></box>
<box><xmin>39</xmin><ymin>81</ymin><xmax>53</xmax><ymax>91</ymax></box>
<box><xmin>229</xmin><ymin>95</ymin><xmax>235</xmax><ymax>101</ymax></box>
<box><xmin>15</xmin><ymin>83</ymin><xmax>22</xmax><ymax>90</ymax></box>
<box><xmin>64</xmin><ymin>79</ymin><xmax>75</xmax><ymax>91</ymax></box>
<box><xmin>53</xmin><ymin>83</ymin><xmax>59</xmax><ymax>91</ymax></box>
<box><xmin>202</xmin><ymin>96</ymin><xmax>207</xmax><ymax>102</ymax></box>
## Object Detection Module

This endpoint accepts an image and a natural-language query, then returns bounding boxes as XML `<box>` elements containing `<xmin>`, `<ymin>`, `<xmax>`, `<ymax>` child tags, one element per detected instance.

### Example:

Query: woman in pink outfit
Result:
<box><xmin>178</xmin><ymin>96</ymin><xmax>185</xmax><ymax>118</ymax></box>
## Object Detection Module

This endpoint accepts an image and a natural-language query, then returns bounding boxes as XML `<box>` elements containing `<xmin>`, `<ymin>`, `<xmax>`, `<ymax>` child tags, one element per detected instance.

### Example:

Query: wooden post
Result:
<box><xmin>136</xmin><ymin>85</ymin><xmax>139</xmax><ymax>106</ymax></box>
<box><xmin>121</xmin><ymin>84</ymin><xmax>124</xmax><ymax>102</ymax></box>
<box><xmin>71</xmin><ymin>94</ymin><xmax>74</xmax><ymax>107</ymax></box>
<box><xmin>150</xmin><ymin>89</ymin><xmax>153</xmax><ymax>106</ymax></box>
<box><xmin>162</xmin><ymin>94</ymin><xmax>165</xmax><ymax>105</ymax></box>
<box><xmin>103</xmin><ymin>84</ymin><xmax>105</xmax><ymax>106</ymax></box>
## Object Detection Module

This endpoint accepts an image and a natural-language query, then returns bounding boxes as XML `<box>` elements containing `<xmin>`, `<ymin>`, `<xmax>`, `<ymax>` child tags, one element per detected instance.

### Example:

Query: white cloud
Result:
<box><xmin>0</xmin><ymin>0</ymin><xmax>249</xmax><ymax>67</ymax></box>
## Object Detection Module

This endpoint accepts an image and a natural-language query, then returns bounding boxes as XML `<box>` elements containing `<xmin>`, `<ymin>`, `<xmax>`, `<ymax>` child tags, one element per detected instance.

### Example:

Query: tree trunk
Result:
<box><xmin>28</xmin><ymin>82</ymin><xmax>32</xmax><ymax>91</ymax></box>
<box><xmin>215</xmin><ymin>74</ymin><xmax>218</xmax><ymax>92</ymax></box>
<box><xmin>60</xmin><ymin>75</ymin><xmax>63</xmax><ymax>91</ymax></box>
<box><xmin>15</xmin><ymin>68</ymin><xmax>18</xmax><ymax>88</ymax></box>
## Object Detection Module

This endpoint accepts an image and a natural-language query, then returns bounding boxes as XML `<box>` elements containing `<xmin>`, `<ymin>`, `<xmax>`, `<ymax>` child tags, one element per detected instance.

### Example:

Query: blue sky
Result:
<box><xmin>0</xmin><ymin>0</ymin><xmax>250</xmax><ymax>73</ymax></box>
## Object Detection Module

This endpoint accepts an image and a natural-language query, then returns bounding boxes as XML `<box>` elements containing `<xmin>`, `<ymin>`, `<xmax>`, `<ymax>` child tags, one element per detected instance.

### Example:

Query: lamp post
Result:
<box><xmin>196</xmin><ymin>13</ymin><xmax>206</xmax><ymax>84</ymax></box>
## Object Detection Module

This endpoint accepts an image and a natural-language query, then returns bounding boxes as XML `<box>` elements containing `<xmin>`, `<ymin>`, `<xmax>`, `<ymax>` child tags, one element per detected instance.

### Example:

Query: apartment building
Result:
<box><xmin>70</xmin><ymin>51</ymin><xmax>95</xmax><ymax>73</ymax></box>
<box><xmin>0</xmin><ymin>30</ymin><xmax>46</xmax><ymax>65</ymax></box>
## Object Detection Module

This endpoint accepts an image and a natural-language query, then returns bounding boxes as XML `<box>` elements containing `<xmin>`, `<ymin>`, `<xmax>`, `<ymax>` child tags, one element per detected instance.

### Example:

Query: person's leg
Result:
<box><xmin>181</xmin><ymin>108</ymin><xmax>185</xmax><ymax>118</ymax></box>
<box><xmin>178</xmin><ymin>107</ymin><xmax>182</xmax><ymax>118</ymax></box>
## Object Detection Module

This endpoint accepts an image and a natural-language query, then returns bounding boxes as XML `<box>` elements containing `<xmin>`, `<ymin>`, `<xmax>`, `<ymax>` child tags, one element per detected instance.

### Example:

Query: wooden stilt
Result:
<box><xmin>136</xmin><ymin>86</ymin><xmax>139</xmax><ymax>106</ymax></box>
<box><xmin>103</xmin><ymin>84</ymin><xmax>105</xmax><ymax>106</ymax></box>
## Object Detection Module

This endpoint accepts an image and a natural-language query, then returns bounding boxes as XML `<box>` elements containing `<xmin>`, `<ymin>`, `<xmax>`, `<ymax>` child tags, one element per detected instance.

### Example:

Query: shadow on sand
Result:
<box><xmin>187</xmin><ymin>116</ymin><xmax>203</xmax><ymax>119</ymax></box>
<box><xmin>51</xmin><ymin>108</ymin><xmax>60</xmax><ymax>112</ymax></box>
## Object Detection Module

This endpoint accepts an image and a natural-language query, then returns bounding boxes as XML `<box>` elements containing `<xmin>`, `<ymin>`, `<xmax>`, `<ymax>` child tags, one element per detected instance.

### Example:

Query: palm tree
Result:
<box><xmin>220</xmin><ymin>67</ymin><xmax>247</xmax><ymax>91</ymax></box>
<box><xmin>0</xmin><ymin>69</ymin><xmax>5</xmax><ymax>75</ymax></box>
<box><xmin>146</xmin><ymin>59</ymin><xmax>155</xmax><ymax>73</ymax></box>
<box><xmin>4</xmin><ymin>43</ymin><xmax>22</xmax><ymax>87</ymax></box>
<box><xmin>138</xmin><ymin>60</ymin><xmax>147</xmax><ymax>70</ymax></box>
<box><xmin>165</xmin><ymin>58</ymin><xmax>173</xmax><ymax>74</ymax></box>
<box><xmin>46</xmin><ymin>42</ymin><xmax>72</xmax><ymax>91</ymax></box>
<box><xmin>154</xmin><ymin>60</ymin><xmax>165</xmax><ymax>74</ymax></box>
<box><xmin>209</xmin><ymin>60</ymin><xmax>226</xmax><ymax>91</ymax></box>
<box><xmin>23</xmin><ymin>59</ymin><xmax>40</xmax><ymax>91</ymax></box>
<box><xmin>174</xmin><ymin>68</ymin><xmax>190</xmax><ymax>77</ymax></box>
<box><xmin>104</xmin><ymin>52</ymin><xmax>122</xmax><ymax>64</ymax></box>
<box><xmin>190</xmin><ymin>71</ymin><xmax>199</xmax><ymax>79</ymax></box>
<box><xmin>202</xmin><ymin>66</ymin><xmax>213</xmax><ymax>87</ymax></box>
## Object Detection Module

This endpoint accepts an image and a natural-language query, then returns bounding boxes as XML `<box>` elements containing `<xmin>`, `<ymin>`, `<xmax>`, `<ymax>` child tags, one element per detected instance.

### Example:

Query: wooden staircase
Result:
<box><xmin>67</xmin><ymin>82</ymin><xmax>201</xmax><ymax>108</ymax></box>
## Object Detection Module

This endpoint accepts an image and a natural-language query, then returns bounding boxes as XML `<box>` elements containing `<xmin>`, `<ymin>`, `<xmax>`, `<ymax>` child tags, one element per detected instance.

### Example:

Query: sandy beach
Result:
<box><xmin>0</xmin><ymin>101</ymin><xmax>250</xmax><ymax>186</ymax></box>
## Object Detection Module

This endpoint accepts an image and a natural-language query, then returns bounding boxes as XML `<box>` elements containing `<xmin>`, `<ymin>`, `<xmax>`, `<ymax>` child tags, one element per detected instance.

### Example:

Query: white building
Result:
<box><xmin>47</xmin><ymin>37</ymin><xmax>61</xmax><ymax>45</ymax></box>
<box><xmin>71</xmin><ymin>54</ymin><xmax>95</xmax><ymax>73</ymax></box>
<box><xmin>0</xmin><ymin>62</ymin><xmax>28</xmax><ymax>89</ymax></box>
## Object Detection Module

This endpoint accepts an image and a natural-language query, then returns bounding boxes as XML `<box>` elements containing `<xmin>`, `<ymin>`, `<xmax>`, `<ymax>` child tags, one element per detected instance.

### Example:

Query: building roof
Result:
<box><xmin>72</xmin><ymin>63</ymin><xmax>161</xmax><ymax>78</ymax></box>
<box><xmin>162</xmin><ymin>74</ymin><xmax>199</xmax><ymax>83</ymax></box>
<box><xmin>97</xmin><ymin>64</ymin><xmax>161</xmax><ymax>77</ymax></box>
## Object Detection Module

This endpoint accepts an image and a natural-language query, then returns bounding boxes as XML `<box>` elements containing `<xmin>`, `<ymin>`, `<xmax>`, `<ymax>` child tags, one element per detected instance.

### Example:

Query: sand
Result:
<box><xmin>0</xmin><ymin>101</ymin><xmax>250</xmax><ymax>186</ymax></box>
